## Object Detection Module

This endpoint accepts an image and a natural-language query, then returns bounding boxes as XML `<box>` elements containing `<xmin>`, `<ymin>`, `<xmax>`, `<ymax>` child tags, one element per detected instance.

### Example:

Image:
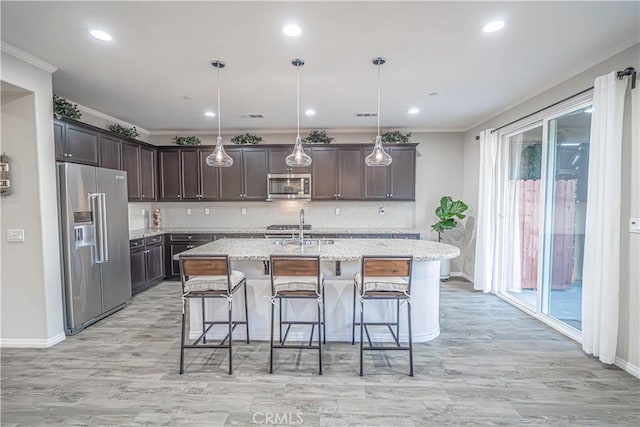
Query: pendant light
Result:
<box><xmin>205</xmin><ymin>60</ymin><xmax>233</xmax><ymax>167</ymax></box>
<box><xmin>365</xmin><ymin>57</ymin><xmax>392</xmax><ymax>167</ymax></box>
<box><xmin>285</xmin><ymin>58</ymin><xmax>312</xmax><ymax>168</ymax></box>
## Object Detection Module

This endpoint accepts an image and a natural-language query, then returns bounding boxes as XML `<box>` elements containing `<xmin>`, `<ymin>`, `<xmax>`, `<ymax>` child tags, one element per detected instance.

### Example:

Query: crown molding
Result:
<box><xmin>148</xmin><ymin>127</ymin><xmax>465</xmax><ymax>136</ymax></box>
<box><xmin>1</xmin><ymin>42</ymin><xmax>57</xmax><ymax>74</ymax></box>
<box><xmin>75</xmin><ymin>103</ymin><xmax>150</xmax><ymax>136</ymax></box>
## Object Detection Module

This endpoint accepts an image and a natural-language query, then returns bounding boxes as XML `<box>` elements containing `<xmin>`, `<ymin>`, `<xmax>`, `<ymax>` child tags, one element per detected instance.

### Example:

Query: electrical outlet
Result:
<box><xmin>335</xmin><ymin>208</ymin><xmax>341</xmax><ymax>215</ymax></box>
<box><xmin>379</xmin><ymin>206</ymin><xmax>385</xmax><ymax>216</ymax></box>
<box><xmin>630</xmin><ymin>218</ymin><xmax>640</xmax><ymax>233</ymax></box>
<box><xmin>241</xmin><ymin>208</ymin><xmax>247</xmax><ymax>215</ymax></box>
<box><xmin>141</xmin><ymin>208</ymin><xmax>146</xmax><ymax>216</ymax></box>
<box><xmin>186</xmin><ymin>208</ymin><xmax>192</xmax><ymax>215</ymax></box>
<box><xmin>205</xmin><ymin>208</ymin><xmax>210</xmax><ymax>215</ymax></box>
<box><xmin>7</xmin><ymin>229</ymin><xmax>25</xmax><ymax>242</ymax></box>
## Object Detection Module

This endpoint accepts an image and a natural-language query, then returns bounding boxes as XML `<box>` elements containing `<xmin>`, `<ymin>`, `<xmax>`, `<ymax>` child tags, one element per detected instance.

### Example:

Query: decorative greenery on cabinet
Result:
<box><xmin>173</xmin><ymin>136</ymin><xmax>202</xmax><ymax>145</ymax></box>
<box><xmin>381</xmin><ymin>131</ymin><xmax>411</xmax><ymax>144</ymax></box>
<box><xmin>53</xmin><ymin>95</ymin><xmax>82</xmax><ymax>120</ymax></box>
<box><xmin>109</xmin><ymin>124</ymin><xmax>140</xmax><ymax>138</ymax></box>
<box><xmin>303</xmin><ymin>130</ymin><xmax>334</xmax><ymax>144</ymax></box>
<box><xmin>231</xmin><ymin>133</ymin><xmax>263</xmax><ymax>145</ymax></box>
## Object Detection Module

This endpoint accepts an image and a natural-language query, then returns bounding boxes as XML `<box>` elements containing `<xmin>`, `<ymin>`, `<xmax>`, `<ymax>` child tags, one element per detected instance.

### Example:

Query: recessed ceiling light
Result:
<box><xmin>282</xmin><ymin>24</ymin><xmax>302</xmax><ymax>37</ymax></box>
<box><xmin>305</xmin><ymin>109</ymin><xmax>316</xmax><ymax>116</ymax></box>
<box><xmin>204</xmin><ymin>111</ymin><xmax>216</xmax><ymax>117</ymax></box>
<box><xmin>88</xmin><ymin>29</ymin><xmax>113</xmax><ymax>41</ymax></box>
<box><xmin>483</xmin><ymin>20</ymin><xmax>505</xmax><ymax>33</ymax></box>
<box><xmin>429</xmin><ymin>92</ymin><xmax>439</xmax><ymax>97</ymax></box>
<box><xmin>408</xmin><ymin>108</ymin><xmax>420</xmax><ymax>115</ymax></box>
<box><xmin>584</xmin><ymin>108</ymin><xmax>594</xmax><ymax>113</ymax></box>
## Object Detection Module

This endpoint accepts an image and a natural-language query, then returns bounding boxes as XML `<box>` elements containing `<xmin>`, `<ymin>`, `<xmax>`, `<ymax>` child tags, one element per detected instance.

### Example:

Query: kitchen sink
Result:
<box><xmin>271</xmin><ymin>239</ymin><xmax>334</xmax><ymax>246</ymax></box>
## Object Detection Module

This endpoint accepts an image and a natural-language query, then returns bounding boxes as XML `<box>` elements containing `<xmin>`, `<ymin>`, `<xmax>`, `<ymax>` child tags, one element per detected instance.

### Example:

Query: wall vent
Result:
<box><xmin>354</xmin><ymin>112</ymin><xmax>378</xmax><ymax>118</ymax></box>
<box><xmin>239</xmin><ymin>113</ymin><xmax>264</xmax><ymax>119</ymax></box>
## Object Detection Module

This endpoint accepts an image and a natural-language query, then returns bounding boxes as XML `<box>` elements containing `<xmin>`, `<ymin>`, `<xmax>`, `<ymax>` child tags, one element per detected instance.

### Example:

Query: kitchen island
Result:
<box><xmin>177</xmin><ymin>238</ymin><xmax>459</xmax><ymax>343</ymax></box>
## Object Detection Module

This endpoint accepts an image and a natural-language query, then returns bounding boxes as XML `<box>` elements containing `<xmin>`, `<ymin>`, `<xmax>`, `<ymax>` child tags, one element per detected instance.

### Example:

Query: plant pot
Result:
<box><xmin>440</xmin><ymin>258</ymin><xmax>451</xmax><ymax>282</ymax></box>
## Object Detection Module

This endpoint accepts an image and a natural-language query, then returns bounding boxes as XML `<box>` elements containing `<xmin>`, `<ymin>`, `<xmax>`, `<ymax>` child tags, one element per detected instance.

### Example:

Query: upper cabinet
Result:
<box><xmin>311</xmin><ymin>146</ymin><xmax>363</xmax><ymax>200</ymax></box>
<box><xmin>123</xmin><ymin>141</ymin><xmax>157</xmax><ymax>201</ymax></box>
<box><xmin>54</xmin><ymin>121</ymin><xmax>99</xmax><ymax>165</ymax></box>
<box><xmin>364</xmin><ymin>146</ymin><xmax>416</xmax><ymax>201</ymax></box>
<box><xmin>219</xmin><ymin>147</ymin><xmax>268</xmax><ymax>201</ymax></box>
<box><xmin>268</xmin><ymin>148</ymin><xmax>312</xmax><ymax>174</ymax></box>
<box><xmin>158</xmin><ymin>148</ymin><xmax>221</xmax><ymax>201</ymax></box>
<box><xmin>139</xmin><ymin>146</ymin><xmax>157</xmax><ymax>201</ymax></box>
<box><xmin>99</xmin><ymin>134</ymin><xmax>122</xmax><ymax>170</ymax></box>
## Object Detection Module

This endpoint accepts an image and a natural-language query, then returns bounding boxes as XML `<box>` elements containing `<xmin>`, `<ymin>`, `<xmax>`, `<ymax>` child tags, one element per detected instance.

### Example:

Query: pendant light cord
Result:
<box><xmin>217</xmin><ymin>66</ymin><xmax>221</xmax><ymax>140</ymax></box>
<box><xmin>296</xmin><ymin>66</ymin><xmax>300</xmax><ymax>139</ymax></box>
<box><xmin>377</xmin><ymin>62</ymin><xmax>381</xmax><ymax>136</ymax></box>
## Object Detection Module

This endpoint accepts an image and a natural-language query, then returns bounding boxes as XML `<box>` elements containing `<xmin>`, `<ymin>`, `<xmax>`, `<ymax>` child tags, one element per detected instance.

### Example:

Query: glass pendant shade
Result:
<box><xmin>206</xmin><ymin>59</ymin><xmax>233</xmax><ymax>168</ymax></box>
<box><xmin>286</xmin><ymin>136</ymin><xmax>312</xmax><ymax>167</ymax></box>
<box><xmin>206</xmin><ymin>136</ymin><xmax>233</xmax><ymax>167</ymax></box>
<box><xmin>365</xmin><ymin>135</ymin><xmax>392</xmax><ymax>166</ymax></box>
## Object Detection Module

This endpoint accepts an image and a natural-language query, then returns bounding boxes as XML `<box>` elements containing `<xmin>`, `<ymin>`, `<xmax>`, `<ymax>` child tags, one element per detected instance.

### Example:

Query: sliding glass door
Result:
<box><xmin>501</xmin><ymin>103</ymin><xmax>592</xmax><ymax>334</ymax></box>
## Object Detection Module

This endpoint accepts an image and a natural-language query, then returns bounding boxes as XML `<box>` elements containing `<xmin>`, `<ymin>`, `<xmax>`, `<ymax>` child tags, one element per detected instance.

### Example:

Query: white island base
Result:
<box><xmin>187</xmin><ymin>259</ymin><xmax>441</xmax><ymax>343</ymax></box>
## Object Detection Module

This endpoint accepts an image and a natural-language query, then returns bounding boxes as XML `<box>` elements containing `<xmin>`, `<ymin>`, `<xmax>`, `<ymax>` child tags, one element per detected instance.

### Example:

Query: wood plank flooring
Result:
<box><xmin>2</xmin><ymin>279</ymin><xmax>638</xmax><ymax>426</ymax></box>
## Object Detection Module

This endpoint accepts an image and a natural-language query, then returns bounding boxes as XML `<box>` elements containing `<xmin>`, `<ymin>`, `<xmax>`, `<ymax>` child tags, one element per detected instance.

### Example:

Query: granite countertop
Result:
<box><xmin>129</xmin><ymin>227</ymin><xmax>423</xmax><ymax>240</ymax></box>
<box><xmin>175</xmin><ymin>238</ymin><xmax>459</xmax><ymax>262</ymax></box>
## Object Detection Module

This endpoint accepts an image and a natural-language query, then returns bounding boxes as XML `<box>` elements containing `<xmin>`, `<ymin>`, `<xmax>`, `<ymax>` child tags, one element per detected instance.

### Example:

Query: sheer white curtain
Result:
<box><xmin>582</xmin><ymin>72</ymin><xmax>629</xmax><ymax>364</ymax></box>
<box><xmin>474</xmin><ymin>129</ymin><xmax>499</xmax><ymax>292</ymax></box>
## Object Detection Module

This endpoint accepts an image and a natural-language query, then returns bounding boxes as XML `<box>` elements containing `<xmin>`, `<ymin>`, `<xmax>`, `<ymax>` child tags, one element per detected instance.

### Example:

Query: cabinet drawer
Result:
<box><xmin>145</xmin><ymin>235</ymin><xmax>163</xmax><ymax>246</ymax></box>
<box><xmin>130</xmin><ymin>238</ymin><xmax>145</xmax><ymax>249</ymax></box>
<box><xmin>170</xmin><ymin>233</ymin><xmax>213</xmax><ymax>241</ymax></box>
<box><xmin>213</xmin><ymin>233</ymin><xmax>239</xmax><ymax>239</ymax></box>
<box><xmin>392</xmin><ymin>233</ymin><xmax>420</xmax><ymax>240</ymax></box>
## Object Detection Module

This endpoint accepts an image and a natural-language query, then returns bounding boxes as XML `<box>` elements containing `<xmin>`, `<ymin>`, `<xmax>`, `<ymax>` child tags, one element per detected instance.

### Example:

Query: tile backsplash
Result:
<box><xmin>128</xmin><ymin>201</ymin><xmax>416</xmax><ymax>230</ymax></box>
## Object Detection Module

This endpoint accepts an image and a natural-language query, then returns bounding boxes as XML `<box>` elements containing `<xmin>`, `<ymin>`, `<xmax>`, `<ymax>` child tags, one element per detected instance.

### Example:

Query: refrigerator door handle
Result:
<box><xmin>91</xmin><ymin>193</ymin><xmax>109</xmax><ymax>263</ymax></box>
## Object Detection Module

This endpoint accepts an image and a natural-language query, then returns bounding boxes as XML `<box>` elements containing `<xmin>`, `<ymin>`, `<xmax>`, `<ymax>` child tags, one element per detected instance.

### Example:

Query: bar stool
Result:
<box><xmin>179</xmin><ymin>254</ymin><xmax>250</xmax><ymax>375</ymax></box>
<box><xmin>269</xmin><ymin>255</ymin><xmax>324</xmax><ymax>375</ymax></box>
<box><xmin>352</xmin><ymin>255</ymin><xmax>414</xmax><ymax>376</ymax></box>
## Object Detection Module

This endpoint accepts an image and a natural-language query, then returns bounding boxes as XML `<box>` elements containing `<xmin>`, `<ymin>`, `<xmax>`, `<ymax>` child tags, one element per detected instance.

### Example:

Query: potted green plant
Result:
<box><xmin>381</xmin><ymin>131</ymin><xmax>411</xmax><ymax>144</ymax></box>
<box><xmin>53</xmin><ymin>94</ymin><xmax>82</xmax><ymax>120</ymax></box>
<box><xmin>173</xmin><ymin>136</ymin><xmax>201</xmax><ymax>145</ymax></box>
<box><xmin>302</xmin><ymin>130</ymin><xmax>334</xmax><ymax>144</ymax></box>
<box><xmin>230</xmin><ymin>133</ymin><xmax>262</xmax><ymax>145</ymax></box>
<box><xmin>108</xmin><ymin>124</ymin><xmax>140</xmax><ymax>139</ymax></box>
<box><xmin>431</xmin><ymin>196</ymin><xmax>468</xmax><ymax>281</ymax></box>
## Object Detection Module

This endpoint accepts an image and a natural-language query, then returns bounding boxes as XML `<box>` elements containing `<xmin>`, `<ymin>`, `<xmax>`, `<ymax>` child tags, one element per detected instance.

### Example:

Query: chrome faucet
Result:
<box><xmin>299</xmin><ymin>208</ymin><xmax>305</xmax><ymax>245</ymax></box>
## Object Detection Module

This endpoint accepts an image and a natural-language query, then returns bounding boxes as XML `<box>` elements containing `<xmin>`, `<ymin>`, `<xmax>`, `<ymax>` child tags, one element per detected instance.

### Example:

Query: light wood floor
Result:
<box><xmin>2</xmin><ymin>279</ymin><xmax>638</xmax><ymax>426</ymax></box>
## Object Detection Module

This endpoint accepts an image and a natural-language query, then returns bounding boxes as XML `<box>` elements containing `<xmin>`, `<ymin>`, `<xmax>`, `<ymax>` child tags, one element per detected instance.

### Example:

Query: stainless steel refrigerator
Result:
<box><xmin>58</xmin><ymin>163</ymin><xmax>132</xmax><ymax>335</ymax></box>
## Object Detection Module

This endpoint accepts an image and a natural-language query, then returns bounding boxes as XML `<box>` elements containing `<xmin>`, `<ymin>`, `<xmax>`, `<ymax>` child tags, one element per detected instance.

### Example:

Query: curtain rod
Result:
<box><xmin>475</xmin><ymin>66</ymin><xmax>636</xmax><ymax>140</ymax></box>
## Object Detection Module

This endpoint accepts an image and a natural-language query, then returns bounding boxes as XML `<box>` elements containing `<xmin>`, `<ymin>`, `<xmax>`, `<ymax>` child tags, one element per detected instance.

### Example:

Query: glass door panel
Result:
<box><xmin>541</xmin><ymin>106</ymin><xmax>592</xmax><ymax>331</ymax></box>
<box><xmin>504</xmin><ymin>125</ymin><xmax>544</xmax><ymax>308</ymax></box>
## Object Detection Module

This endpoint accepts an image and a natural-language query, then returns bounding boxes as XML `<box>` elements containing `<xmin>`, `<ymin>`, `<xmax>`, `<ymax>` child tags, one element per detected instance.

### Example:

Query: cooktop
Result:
<box><xmin>266</xmin><ymin>224</ymin><xmax>312</xmax><ymax>231</ymax></box>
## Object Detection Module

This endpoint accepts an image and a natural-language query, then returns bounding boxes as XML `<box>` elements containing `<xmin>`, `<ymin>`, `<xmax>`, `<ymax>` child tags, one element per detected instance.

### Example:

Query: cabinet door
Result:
<box><xmin>219</xmin><ymin>149</ymin><xmax>244</xmax><ymax>200</ymax></box>
<box><xmin>243</xmin><ymin>148</ymin><xmax>268</xmax><ymax>200</ymax></box>
<box><xmin>130</xmin><ymin>248</ymin><xmax>146</xmax><ymax>295</ymax></box>
<box><xmin>389</xmin><ymin>146</ymin><xmax>416</xmax><ymax>200</ymax></box>
<box><xmin>140</xmin><ymin>146</ymin><xmax>157</xmax><ymax>200</ymax></box>
<box><xmin>338</xmin><ymin>147</ymin><xmax>363</xmax><ymax>200</ymax></box>
<box><xmin>181</xmin><ymin>149</ymin><xmax>200</xmax><ymax>200</ymax></box>
<box><xmin>311</xmin><ymin>147</ymin><xmax>338</xmax><ymax>200</ymax></box>
<box><xmin>364</xmin><ymin>163</ymin><xmax>389</xmax><ymax>199</ymax></box>
<box><xmin>145</xmin><ymin>244</ymin><xmax>165</xmax><ymax>283</ymax></box>
<box><xmin>199</xmin><ymin>149</ymin><xmax>220</xmax><ymax>200</ymax></box>
<box><xmin>269</xmin><ymin>148</ymin><xmax>312</xmax><ymax>174</ymax></box>
<box><xmin>99</xmin><ymin>135</ymin><xmax>122</xmax><ymax>170</ymax></box>
<box><xmin>159</xmin><ymin>150</ymin><xmax>182</xmax><ymax>201</ymax></box>
<box><xmin>122</xmin><ymin>142</ymin><xmax>141</xmax><ymax>200</ymax></box>
<box><xmin>65</xmin><ymin>124</ymin><xmax>99</xmax><ymax>165</ymax></box>
<box><xmin>54</xmin><ymin>121</ymin><xmax>65</xmax><ymax>161</ymax></box>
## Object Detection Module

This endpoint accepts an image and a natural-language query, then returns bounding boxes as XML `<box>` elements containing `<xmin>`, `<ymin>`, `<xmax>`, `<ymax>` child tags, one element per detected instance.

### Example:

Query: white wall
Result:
<box><xmin>461</xmin><ymin>44</ymin><xmax>640</xmax><ymax>371</ymax></box>
<box><xmin>0</xmin><ymin>50</ymin><xmax>65</xmax><ymax>347</ymax></box>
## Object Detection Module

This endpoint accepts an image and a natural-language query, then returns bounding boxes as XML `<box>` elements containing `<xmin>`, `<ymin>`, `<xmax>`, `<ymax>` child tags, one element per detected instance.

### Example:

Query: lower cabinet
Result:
<box><xmin>166</xmin><ymin>233</ymin><xmax>214</xmax><ymax>278</ymax></box>
<box><xmin>130</xmin><ymin>235</ymin><xmax>165</xmax><ymax>295</ymax></box>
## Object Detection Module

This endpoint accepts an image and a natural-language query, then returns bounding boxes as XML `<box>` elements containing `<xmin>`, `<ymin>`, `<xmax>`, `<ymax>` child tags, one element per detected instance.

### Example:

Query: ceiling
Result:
<box><xmin>1</xmin><ymin>1</ymin><xmax>638</xmax><ymax>133</ymax></box>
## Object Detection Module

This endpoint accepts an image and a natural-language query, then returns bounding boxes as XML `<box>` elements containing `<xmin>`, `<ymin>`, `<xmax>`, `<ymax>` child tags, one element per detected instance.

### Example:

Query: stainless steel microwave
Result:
<box><xmin>266</xmin><ymin>173</ymin><xmax>311</xmax><ymax>201</ymax></box>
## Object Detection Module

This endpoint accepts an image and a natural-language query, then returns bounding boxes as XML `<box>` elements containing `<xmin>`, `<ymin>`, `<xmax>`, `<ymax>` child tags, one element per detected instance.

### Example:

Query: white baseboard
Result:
<box><xmin>615</xmin><ymin>356</ymin><xmax>640</xmax><ymax>378</ymax></box>
<box><xmin>450</xmin><ymin>271</ymin><xmax>474</xmax><ymax>283</ymax></box>
<box><xmin>0</xmin><ymin>332</ymin><xmax>65</xmax><ymax>348</ymax></box>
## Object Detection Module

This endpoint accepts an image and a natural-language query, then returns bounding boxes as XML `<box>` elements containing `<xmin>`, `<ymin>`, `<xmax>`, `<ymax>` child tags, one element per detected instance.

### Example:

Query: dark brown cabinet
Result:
<box><xmin>311</xmin><ymin>147</ymin><xmax>363</xmax><ymax>200</ymax></box>
<box><xmin>181</xmin><ymin>149</ymin><xmax>200</xmax><ymax>200</ymax></box>
<box><xmin>166</xmin><ymin>233</ymin><xmax>214</xmax><ymax>277</ymax></box>
<box><xmin>268</xmin><ymin>148</ymin><xmax>312</xmax><ymax>174</ymax></box>
<box><xmin>122</xmin><ymin>142</ymin><xmax>141</xmax><ymax>199</ymax></box>
<box><xmin>220</xmin><ymin>147</ymin><xmax>268</xmax><ymax>201</ymax></box>
<box><xmin>99</xmin><ymin>134</ymin><xmax>122</xmax><ymax>170</ymax></box>
<box><xmin>199</xmin><ymin>150</ymin><xmax>220</xmax><ymax>200</ymax></box>
<box><xmin>130</xmin><ymin>235</ymin><xmax>164</xmax><ymax>295</ymax></box>
<box><xmin>364</xmin><ymin>146</ymin><xmax>415</xmax><ymax>201</ymax></box>
<box><xmin>158</xmin><ymin>148</ymin><xmax>221</xmax><ymax>201</ymax></box>
<box><xmin>140</xmin><ymin>146</ymin><xmax>157</xmax><ymax>201</ymax></box>
<box><xmin>122</xmin><ymin>142</ymin><xmax>157</xmax><ymax>201</ymax></box>
<box><xmin>54</xmin><ymin>122</ymin><xmax>99</xmax><ymax>165</ymax></box>
<box><xmin>159</xmin><ymin>150</ymin><xmax>182</xmax><ymax>201</ymax></box>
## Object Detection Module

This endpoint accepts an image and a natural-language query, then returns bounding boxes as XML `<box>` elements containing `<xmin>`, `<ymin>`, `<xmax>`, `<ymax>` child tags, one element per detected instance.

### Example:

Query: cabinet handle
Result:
<box><xmin>67</xmin><ymin>154</ymin><xmax>73</xmax><ymax>157</ymax></box>
<box><xmin>178</xmin><ymin>194</ymin><xmax>181</xmax><ymax>198</ymax></box>
<box><xmin>141</xmin><ymin>194</ymin><xmax>145</xmax><ymax>197</ymax></box>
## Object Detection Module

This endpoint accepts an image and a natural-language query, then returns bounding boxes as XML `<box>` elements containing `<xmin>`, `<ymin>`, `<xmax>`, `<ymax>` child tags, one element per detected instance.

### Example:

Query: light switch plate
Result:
<box><xmin>630</xmin><ymin>218</ymin><xmax>640</xmax><ymax>233</ymax></box>
<box><xmin>241</xmin><ymin>208</ymin><xmax>247</xmax><ymax>215</ymax></box>
<box><xmin>7</xmin><ymin>229</ymin><xmax>25</xmax><ymax>242</ymax></box>
<box><xmin>186</xmin><ymin>208</ymin><xmax>192</xmax><ymax>215</ymax></box>
<box><xmin>204</xmin><ymin>208</ymin><xmax>210</xmax><ymax>215</ymax></box>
